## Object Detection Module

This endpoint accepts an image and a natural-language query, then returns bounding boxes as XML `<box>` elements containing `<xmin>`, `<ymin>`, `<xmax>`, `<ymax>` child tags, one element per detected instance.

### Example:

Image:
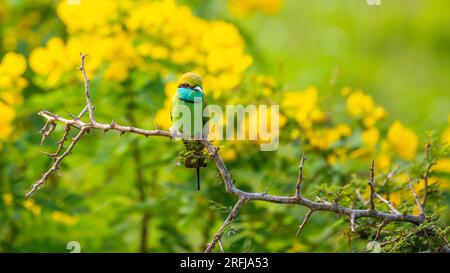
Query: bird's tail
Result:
<box><xmin>182</xmin><ymin>140</ymin><xmax>206</xmax><ymax>190</ymax></box>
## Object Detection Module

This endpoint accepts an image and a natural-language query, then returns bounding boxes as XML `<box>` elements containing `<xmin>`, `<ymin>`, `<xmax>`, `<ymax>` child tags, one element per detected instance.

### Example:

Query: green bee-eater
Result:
<box><xmin>170</xmin><ymin>72</ymin><xmax>207</xmax><ymax>190</ymax></box>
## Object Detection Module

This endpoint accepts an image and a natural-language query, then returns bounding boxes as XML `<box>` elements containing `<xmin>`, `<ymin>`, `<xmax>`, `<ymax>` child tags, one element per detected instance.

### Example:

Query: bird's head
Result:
<box><xmin>177</xmin><ymin>72</ymin><xmax>203</xmax><ymax>93</ymax></box>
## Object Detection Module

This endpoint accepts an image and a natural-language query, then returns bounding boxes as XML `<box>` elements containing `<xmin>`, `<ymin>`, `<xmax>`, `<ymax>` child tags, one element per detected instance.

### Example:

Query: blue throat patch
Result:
<box><xmin>177</xmin><ymin>87</ymin><xmax>203</xmax><ymax>103</ymax></box>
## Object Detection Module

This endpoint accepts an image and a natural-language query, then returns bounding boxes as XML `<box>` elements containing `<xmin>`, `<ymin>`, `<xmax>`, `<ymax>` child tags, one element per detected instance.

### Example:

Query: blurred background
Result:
<box><xmin>0</xmin><ymin>0</ymin><xmax>449</xmax><ymax>252</ymax></box>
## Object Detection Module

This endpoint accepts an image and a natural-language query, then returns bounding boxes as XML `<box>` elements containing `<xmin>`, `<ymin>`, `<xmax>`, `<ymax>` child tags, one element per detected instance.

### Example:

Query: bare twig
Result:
<box><xmin>375</xmin><ymin>193</ymin><xmax>400</xmax><ymax>214</ymax></box>
<box><xmin>204</xmin><ymin>197</ymin><xmax>247</xmax><ymax>253</ymax></box>
<box><xmin>77</xmin><ymin>105</ymin><xmax>89</xmax><ymax>120</ymax></box>
<box><xmin>45</xmin><ymin>125</ymin><xmax>71</xmax><ymax>159</ymax></box>
<box><xmin>350</xmin><ymin>213</ymin><xmax>356</xmax><ymax>232</ymax></box>
<box><xmin>39</xmin><ymin>119</ymin><xmax>56</xmax><ymax>144</ymax></box>
<box><xmin>407</xmin><ymin>175</ymin><xmax>425</xmax><ymax>218</ymax></box>
<box><xmin>295</xmin><ymin>208</ymin><xmax>313</xmax><ymax>238</ymax></box>
<box><xmin>295</xmin><ymin>153</ymin><xmax>307</xmax><ymax>198</ymax></box>
<box><xmin>217</xmin><ymin>238</ymin><xmax>224</xmax><ymax>253</ymax></box>
<box><xmin>368</xmin><ymin>160</ymin><xmax>376</xmax><ymax>211</ymax></box>
<box><xmin>79</xmin><ymin>53</ymin><xmax>95</xmax><ymax>123</ymax></box>
<box><xmin>27</xmin><ymin>128</ymin><xmax>86</xmax><ymax>197</ymax></box>
<box><xmin>375</xmin><ymin>221</ymin><xmax>386</xmax><ymax>241</ymax></box>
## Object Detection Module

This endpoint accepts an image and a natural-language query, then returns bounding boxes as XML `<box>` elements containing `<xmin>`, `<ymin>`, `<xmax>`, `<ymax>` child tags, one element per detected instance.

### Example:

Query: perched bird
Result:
<box><xmin>170</xmin><ymin>72</ymin><xmax>207</xmax><ymax>190</ymax></box>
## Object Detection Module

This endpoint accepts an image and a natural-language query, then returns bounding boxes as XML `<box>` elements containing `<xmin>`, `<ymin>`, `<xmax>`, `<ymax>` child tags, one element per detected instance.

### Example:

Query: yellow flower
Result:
<box><xmin>344</xmin><ymin>89</ymin><xmax>386</xmax><ymax>127</ymax></box>
<box><xmin>439</xmin><ymin>179</ymin><xmax>450</xmax><ymax>190</ymax></box>
<box><xmin>375</xmin><ymin>153</ymin><xmax>391</xmax><ymax>171</ymax></box>
<box><xmin>238</xmin><ymin>105</ymin><xmax>283</xmax><ymax>144</ymax></box>
<box><xmin>346</xmin><ymin>90</ymin><xmax>374</xmax><ymax>117</ymax></box>
<box><xmin>287</xmin><ymin>242</ymin><xmax>307</xmax><ymax>253</ymax></box>
<box><xmin>29</xmin><ymin>37</ymin><xmax>73</xmax><ymax>87</ymax></box>
<box><xmin>335</xmin><ymin>124</ymin><xmax>352</xmax><ymax>137</ymax></box>
<box><xmin>340</xmin><ymin>87</ymin><xmax>352</xmax><ymax>97</ymax></box>
<box><xmin>1</xmin><ymin>91</ymin><xmax>23</xmax><ymax>105</ymax></box>
<box><xmin>327</xmin><ymin>148</ymin><xmax>348</xmax><ymax>165</ymax></box>
<box><xmin>3</xmin><ymin>193</ymin><xmax>13</xmax><ymax>206</ymax></box>
<box><xmin>290</xmin><ymin>128</ymin><xmax>300</xmax><ymax>140</ymax></box>
<box><xmin>0</xmin><ymin>52</ymin><xmax>26</xmax><ymax>144</ymax></box>
<box><xmin>0</xmin><ymin>52</ymin><xmax>28</xmax><ymax>93</ymax></box>
<box><xmin>376</xmin><ymin>140</ymin><xmax>392</xmax><ymax>171</ymax></box>
<box><xmin>434</xmin><ymin>159</ymin><xmax>450</xmax><ymax>173</ymax></box>
<box><xmin>362</xmin><ymin>127</ymin><xmax>379</xmax><ymax>149</ymax></box>
<box><xmin>0</xmin><ymin>52</ymin><xmax>26</xmax><ymax>77</ymax></box>
<box><xmin>221</xmin><ymin>149</ymin><xmax>237</xmax><ymax>161</ymax></box>
<box><xmin>307</xmin><ymin>125</ymin><xmax>349</xmax><ymax>151</ymax></box>
<box><xmin>155</xmin><ymin>107</ymin><xmax>172</xmax><ymax>131</ymax></box>
<box><xmin>23</xmin><ymin>199</ymin><xmax>41</xmax><ymax>215</ymax></box>
<box><xmin>442</xmin><ymin>116</ymin><xmax>450</xmax><ymax>145</ymax></box>
<box><xmin>51</xmin><ymin>211</ymin><xmax>78</xmax><ymax>225</ymax></box>
<box><xmin>389</xmin><ymin>192</ymin><xmax>401</xmax><ymax>207</ymax></box>
<box><xmin>283</xmin><ymin>87</ymin><xmax>325</xmax><ymax>129</ymax></box>
<box><xmin>442</xmin><ymin>128</ymin><xmax>450</xmax><ymax>145</ymax></box>
<box><xmin>57</xmin><ymin>0</ymin><xmax>121</xmax><ymax>33</ymax></box>
<box><xmin>229</xmin><ymin>0</ymin><xmax>284</xmax><ymax>17</ymax></box>
<box><xmin>0</xmin><ymin>102</ymin><xmax>16</xmax><ymax>140</ymax></box>
<box><xmin>387</xmin><ymin>121</ymin><xmax>418</xmax><ymax>160</ymax></box>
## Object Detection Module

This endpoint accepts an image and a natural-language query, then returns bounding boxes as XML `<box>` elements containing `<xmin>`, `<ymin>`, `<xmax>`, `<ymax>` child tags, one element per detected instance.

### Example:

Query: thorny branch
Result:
<box><xmin>368</xmin><ymin>160</ymin><xmax>376</xmax><ymax>211</ymax></box>
<box><xmin>205</xmin><ymin>196</ymin><xmax>247</xmax><ymax>253</ymax></box>
<box><xmin>27</xmin><ymin>54</ymin><xmax>448</xmax><ymax>252</ymax></box>
<box><xmin>407</xmin><ymin>175</ymin><xmax>425</xmax><ymax>218</ymax></box>
<box><xmin>295</xmin><ymin>208</ymin><xmax>314</xmax><ymax>238</ymax></box>
<box><xmin>375</xmin><ymin>193</ymin><xmax>400</xmax><ymax>215</ymax></box>
<box><xmin>295</xmin><ymin>153</ymin><xmax>307</xmax><ymax>198</ymax></box>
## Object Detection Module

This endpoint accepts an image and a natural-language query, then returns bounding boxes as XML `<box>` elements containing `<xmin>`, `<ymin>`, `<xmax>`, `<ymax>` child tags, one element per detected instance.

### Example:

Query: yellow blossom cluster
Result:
<box><xmin>441</xmin><ymin>114</ymin><xmax>450</xmax><ymax>145</ymax></box>
<box><xmin>386</xmin><ymin>121</ymin><xmax>418</xmax><ymax>160</ymax></box>
<box><xmin>238</xmin><ymin>105</ymin><xmax>287</xmax><ymax>144</ymax></box>
<box><xmin>31</xmin><ymin>0</ymin><xmax>252</xmax><ymax>95</ymax></box>
<box><xmin>340</xmin><ymin>88</ymin><xmax>418</xmax><ymax>167</ymax></box>
<box><xmin>433</xmin><ymin>114</ymin><xmax>450</xmax><ymax>174</ymax></box>
<box><xmin>387</xmin><ymin>175</ymin><xmax>447</xmax><ymax>212</ymax></box>
<box><xmin>253</xmin><ymin>75</ymin><xmax>277</xmax><ymax>97</ymax></box>
<box><xmin>0</xmin><ymin>52</ymin><xmax>27</xmax><ymax>146</ymax></box>
<box><xmin>342</xmin><ymin>87</ymin><xmax>387</xmax><ymax>128</ymax></box>
<box><xmin>56</xmin><ymin>0</ymin><xmax>123</xmax><ymax>34</ymax></box>
<box><xmin>280</xmin><ymin>85</ymin><xmax>420</xmax><ymax>169</ymax></box>
<box><xmin>282</xmin><ymin>87</ymin><xmax>326</xmax><ymax>130</ymax></box>
<box><xmin>228</xmin><ymin>0</ymin><xmax>284</xmax><ymax>17</ymax></box>
<box><xmin>125</xmin><ymin>0</ymin><xmax>252</xmax><ymax>97</ymax></box>
<box><xmin>29</xmin><ymin>33</ymin><xmax>137</xmax><ymax>86</ymax></box>
<box><xmin>364</xmin><ymin>121</ymin><xmax>418</xmax><ymax>170</ymax></box>
<box><xmin>1</xmin><ymin>1</ymin><xmax>57</xmax><ymax>51</ymax></box>
<box><xmin>155</xmin><ymin>82</ymin><xmax>178</xmax><ymax>130</ymax></box>
<box><xmin>306</xmin><ymin>124</ymin><xmax>352</xmax><ymax>151</ymax></box>
<box><xmin>282</xmin><ymin>87</ymin><xmax>356</xmax><ymax>152</ymax></box>
<box><xmin>23</xmin><ymin>199</ymin><xmax>41</xmax><ymax>215</ymax></box>
<box><xmin>2</xmin><ymin>193</ymin><xmax>13</xmax><ymax>206</ymax></box>
<box><xmin>51</xmin><ymin>211</ymin><xmax>78</xmax><ymax>225</ymax></box>
<box><xmin>30</xmin><ymin>0</ymin><xmax>253</xmax><ymax>136</ymax></box>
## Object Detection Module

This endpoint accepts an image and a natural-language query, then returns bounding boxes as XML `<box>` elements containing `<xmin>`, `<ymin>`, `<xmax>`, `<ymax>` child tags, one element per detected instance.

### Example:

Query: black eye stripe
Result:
<box><xmin>178</xmin><ymin>83</ymin><xmax>191</xmax><ymax>88</ymax></box>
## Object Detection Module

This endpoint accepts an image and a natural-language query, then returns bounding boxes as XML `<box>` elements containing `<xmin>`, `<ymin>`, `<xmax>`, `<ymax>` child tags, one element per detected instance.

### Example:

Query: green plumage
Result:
<box><xmin>170</xmin><ymin>73</ymin><xmax>207</xmax><ymax>190</ymax></box>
